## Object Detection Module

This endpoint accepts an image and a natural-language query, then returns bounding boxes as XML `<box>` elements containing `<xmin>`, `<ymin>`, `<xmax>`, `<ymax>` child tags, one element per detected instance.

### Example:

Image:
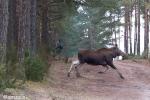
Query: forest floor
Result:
<box><xmin>1</xmin><ymin>59</ymin><xmax>150</xmax><ymax>100</ymax></box>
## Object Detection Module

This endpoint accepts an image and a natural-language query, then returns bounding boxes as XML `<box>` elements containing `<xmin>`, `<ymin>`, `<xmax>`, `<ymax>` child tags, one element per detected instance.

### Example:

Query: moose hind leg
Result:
<box><xmin>67</xmin><ymin>64</ymin><xmax>73</xmax><ymax>77</ymax></box>
<box><xmin>98</xmin><ymin>65</ymin><xmax>109</xmax><ymax>74</ymax></box>
<box><xmin>67</xmin><ymin>60</ymin><xmax>80</xmax><ymax>77</ymax></box>
<box><xmin>75</xmin><ymin>64</ymin><xmax>81</xmax><ymax>77</ymax></box>
<box><xmin>109</xmin><ymin>63</ymin><xmax>125</xmax><ymax>79</ymax></box>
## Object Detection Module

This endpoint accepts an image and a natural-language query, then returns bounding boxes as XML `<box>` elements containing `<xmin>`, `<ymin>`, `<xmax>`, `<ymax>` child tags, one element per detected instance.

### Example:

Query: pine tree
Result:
<box><xmin>124</xmin><ymin>3</ymin><xmax>129</xmax><ymax>53</ymax></box>
<box><xmin>137</xmin><ymin>0</ymin><xmax>141</xmax><ymax>55</ymax></box>
<box><xmin>144</xmin><ymin>0</ymin><xmax>149</xmax><ymax>58</ymax></box>
<box><xmin>30</xmin><ymin>0</ymin><xmax>37</xmax><ymax>57</ymax></box>
<box><xmin>0</xmin><ymin>0</ymin><xmax>9</xmax><ymax>64</ymax></box>
<box><xmin>134</xmin><ymin>0</ymin><xmax>138</xmax><ymax>55</ymax></box>
<box><xmin>41</xmin><ymin>0</ymin><xmax>49</xmax><ymax>50</ymax></box>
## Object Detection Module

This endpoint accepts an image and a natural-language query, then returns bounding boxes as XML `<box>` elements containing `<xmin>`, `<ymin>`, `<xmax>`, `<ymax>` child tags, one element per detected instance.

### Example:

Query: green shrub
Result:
<box><xmin>0</xmin><ymin>64</ymin><xmax>16</xmax><ymax>91</ymax></box>
<box><xmin>24</xmin><ymin>57</ymin><xmax>47</xmax><ymax>81</ymax></box>
<box><xmin>0</xmin><ymin>64</ymin><xmax>6</xmax><ymax>90</ymax></box>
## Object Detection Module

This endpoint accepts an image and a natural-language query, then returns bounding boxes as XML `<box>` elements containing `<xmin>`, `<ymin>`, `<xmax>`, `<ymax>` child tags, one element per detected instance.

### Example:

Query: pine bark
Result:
<box><xmin>129</xmin><ymin>8</ymin><xmax>133</xmax><ymax>54</ymax></box>
<box><xmin>148</xmin><ymin>9</ymin><xmax>150</xmax><ymax>58</ymax></box>
<box><xmin>124</xmin><ymin>5</ymin><xmax>129</xmax><ymax>53</ymax></box>
<box><xmin>7</xmin><ymin>0</ymin><xmax>17</xmax><ymax>62</ymax></box>
<box><xmin>137</xmin><ymin>0</ymin><xmax>141</xmax><ymax>55</ymax></box>
<box><xmin>144</xmin><ymin>0</ymin><xmax>149</xmax><ymax>58</ymax></box>
<box><xmin>30</xmin><ymin>0</ymin><xmax>37</xmax><ymax>57</ymax></box>
<box><xmin>134</xmin><ymin>1</ymin><xmax>138</xmax><ymax>55</ymax></box>
<box><xmin>16</xmin><ymin>0</ymin><xmax>32</xmax><ymax>62</ymax></box>
<box><xmin>23</xmin><ymin>0</ymin><xmax>31</xmax><ymax>55</ymax></box>
<box><xmin>41</xmin><ymin>0</ymin><xmax>49</xmax><ymax>48</ymax></box>
<box><xmin>16</xmin><ymin>0</ymin><xmax>25</xmax><ymax>63</ymax></box>
<box><xmin>0</xmin><ymin>0</ymin><xmax>9</xmax><ymax>64</ymax></box>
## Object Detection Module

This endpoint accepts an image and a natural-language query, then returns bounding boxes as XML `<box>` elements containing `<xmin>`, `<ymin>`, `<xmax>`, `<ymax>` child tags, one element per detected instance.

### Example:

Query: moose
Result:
<box><xmin>67</xmin><ymin>44</ymin><xmax>126</xmax><ymax>79</ymax></box>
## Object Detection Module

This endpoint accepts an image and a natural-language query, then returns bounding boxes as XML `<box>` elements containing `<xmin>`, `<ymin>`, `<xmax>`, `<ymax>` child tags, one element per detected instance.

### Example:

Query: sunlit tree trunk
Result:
<box><xmin>113</xmin><ymin>15</ymin><xmax>117</xmax><ymax>45</ymax></box>
<box><xmin>88</xmin><ymin>26</ymin><xmax>95</xmax><ymax>49</ymax></box>
<box><xmin>124</xmin><ymin>5</ymin><xmax>129</xmax><ymax>53</ymax></box>
<box><xmin>129</xmin><ymin>7</ymin><xmax>133</xmax><ymax>54</ymax></box>
<box><xmin>144</xmin><ymin>0</ymin><xmax>149</xmax><ymax>58</ymax></box>
<box><xmin>0</xmin><ymin>0</ymin><xmax>9</xmax><ymax>64</ymax></box>
<box><xmin>134</xmin><ymin>0</ymin><xmax>138</xmax><ymax>55</ymax></box>
<box><xmin>117</xmin><ymin>14</ymin><xmax>121</xmax><ymax>48</ymax></box>
<box><xmin>137</xmin><ymin>0</ymin><xmax>140</xmax><ymax>55</ymax></box>
<box><xmin>110</xmin><ymin>13</ymin><xmax>114</xmax><ymax>45</ymax></box>
<box><xmin>148</xmin><ymin>9</ymin><xmax>150</xmax><ymax>61</ymax></box>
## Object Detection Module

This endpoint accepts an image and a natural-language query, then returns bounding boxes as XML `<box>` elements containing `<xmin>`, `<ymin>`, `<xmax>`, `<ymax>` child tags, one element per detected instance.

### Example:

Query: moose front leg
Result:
<box><xmin>108</xmin><ymin>62</ymin><xmax>125</xmax><ymax>79</ymax></box>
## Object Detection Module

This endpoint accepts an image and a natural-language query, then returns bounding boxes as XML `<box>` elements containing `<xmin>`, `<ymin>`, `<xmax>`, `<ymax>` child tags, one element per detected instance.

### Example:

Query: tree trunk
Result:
<box><xmin>118</xmin><ymin>14</ymin><xmax>121</xmax><ymax>48</ymax></box>
<box><xmin>16</xmin><ymin>0</ymin><xmax>32</xmax><ymax>80</ymax></box>
<box><xmin>0</xmin><ymin>0</ymin><xmax>9</xmax><ymax>64</ymax></box>
<box><xmin>36</xmin><ymin>0</ymin><xmax>42</xmax><ymax>52</ymax></box>
<box><xmin>16</xmin><ymin>0</ymin><xmax>31</xmax><ymax>62</ymax></box>
<box><xmin>7</xmin><ymin>0</ymin><xmax>18</xmax><ymax>63</ymax></box>
<box><xmin>88</xmin><ymin>27</ymin><xmax>95</xmax><ymax>49</ymax></box>
<box><xmin>23</xmin><ymin>0</ymin><xmax>31</xmax><ymax>56</ymax></box>
<box><xmin>148</xmin><ymin>9</ymin><xmax>150</xmax><ymax>58</ymax></box>
<box><xmin>137</xmin><ymin>0</ymin><xmax>140</xmax><ymax>55</ymax></box>
<box><xmin>129</xmin><ymin>8</ymin><xmax>133</xmax><ymax>54</ymax></box>
<box><xmin>41</xmin><ymin>0</ymin><xmax>49</xmax><ymax>49</ymax></box>
<box><xmin>16</xmin><ymin>0</ymin><xmax>25</xmax><ymax>63</ymax></box>
<box><xmin>144</xmin><ymin>0</ymin><xmax>149</xmax><ymax>58</ymax></box>
<box><xmin>124</xmin><ymin>5</ymin><xmax>129</xmax><ymax>53</ymax></box>
<box><xmin>30</xmin><ymin>0</ymin><xmax>37</xmax><ymax>57</ymax></box>
<box><xmin>134</xmin><ymin>1</ymin><xmax>138</xmax><ymax>55</ymax></box>
<box><xmin>114</xmin><ymin>15</ymin><xmax>117</xmax><ymax>45</ymax></box>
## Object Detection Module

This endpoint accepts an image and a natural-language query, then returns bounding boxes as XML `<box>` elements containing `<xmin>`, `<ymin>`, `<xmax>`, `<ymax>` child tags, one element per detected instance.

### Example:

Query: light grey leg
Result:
<box><xmin>67</xmin><ymin>60</ymin><xmax>80</xmax><ymax>77</ymax></box>
<box><xmin>75</xmin><ymin>64</ymin><xmax>81</xmax><ymax>77</ymax></box>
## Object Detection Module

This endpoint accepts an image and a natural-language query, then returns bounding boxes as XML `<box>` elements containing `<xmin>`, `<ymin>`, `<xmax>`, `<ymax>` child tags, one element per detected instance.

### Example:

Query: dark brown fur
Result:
<box><xmin>68</xmin><ymin>45</ymin><xmax>126</xmax><ymax>79</ymax></box>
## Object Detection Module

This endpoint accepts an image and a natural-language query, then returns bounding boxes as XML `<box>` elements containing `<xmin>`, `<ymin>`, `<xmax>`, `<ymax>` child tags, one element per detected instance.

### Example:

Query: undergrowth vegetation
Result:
<box><xmin>124</xmin><ymin>52</ymin><xmax>148</xmax><ymax>60</ymax></box>
<box><xmin>0</xmin><ymin>55</ymin><xmax>49</xmax><ymax>90</ymax></box>
<box><xmin>0</xmin><ymin>64</ymin><xmax>7</xmax><ymax>90</ymax></box>
<box><xmin>0</xmin><ymin>64</ymin><xmax>16</xmax><ymax>91</ymax></box>
<box><xmin>24</xmin><ymin>56</ymin><xmax>47</xmax><ymax>81</ymax></box>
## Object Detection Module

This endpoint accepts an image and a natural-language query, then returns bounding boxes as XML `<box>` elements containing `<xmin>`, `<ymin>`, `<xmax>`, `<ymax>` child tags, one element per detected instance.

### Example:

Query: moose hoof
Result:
<box><xmin>67</xmin><ymin>73</ymin><xmax>70</xmax><ymax>77</ymax></box>
<box><xmin>120</xmin><ymin>76</ymin><xmax>125</xmax><ymax>79</ymax></box>
<box><xmin>98</xmin><ymin>71</ymin><xmax>104</xmax><ymax>74</ymax></box>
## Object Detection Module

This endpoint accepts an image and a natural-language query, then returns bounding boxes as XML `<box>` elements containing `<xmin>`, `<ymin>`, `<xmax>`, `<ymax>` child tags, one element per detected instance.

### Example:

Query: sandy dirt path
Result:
<box><xmin>1</xmin><ymin>60</ymin><xmax>150</xmax><ymax>100</ymax></box>
<box><xmin>46</xmin><ymin>60</ymin><xmax>150</xmax><ymax>100</ymax></box>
